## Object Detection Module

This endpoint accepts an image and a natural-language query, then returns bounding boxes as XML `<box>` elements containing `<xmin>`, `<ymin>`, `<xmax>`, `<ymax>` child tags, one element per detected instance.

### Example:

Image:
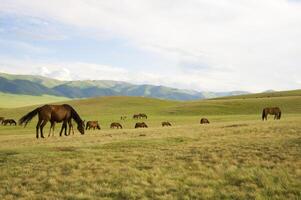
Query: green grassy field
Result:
<box><xmin>0</xmin><ymin>92</ymin><xmax>70</xmax><ymax>108</ymax></box>
<box><xmin>0</xmin><ymin>95</ymin><xmax>300</xmax><ymax>199</ymax></box>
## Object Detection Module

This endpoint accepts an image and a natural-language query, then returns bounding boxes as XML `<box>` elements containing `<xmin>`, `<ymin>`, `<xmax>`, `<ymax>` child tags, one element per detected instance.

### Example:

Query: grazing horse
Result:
<box><xmin>162</xmin><ymin>121</ymin><xmax>172</xmax><ymax>127</ymax></box>
<box><xmin>86</xmin><ymin>121</ymin><xmax>101</xmax><ymax>130</ymax></box>
<box><xmin>262</xmin><ymin>107</ymin><xmax>281</xmax><ymax>121</ymax></box>
<box><xmin>135</xmin><ymin>122</ymin><xmax>148</xmax><ymax>128</ymax></box>
<box><xmin>19</xmin><ymin>104</ymin><xmax>85</xmax><ymax>139</ymax></box>
<box><xmin>200</xmin><ymin>118</ymin><xmax>210</xmax><ymax>124</ymax></box>
<box><xmin>133</xmin><ymin>114</ymin><xmax>140</xmax><ymax>119</ymax></box>
<box><xmin>2</xmin><ymin>119</ymin><xmax>17</xmax><ymax>126</ymax></box>
<box><xmin>139</xmin><ymin>113</ymin><xmax>148</xmax><ymax>119</ymax></box>
<box><xmin>133</xmin><ymin>113</ymin><xmax>148</xmax><ymax>119</ymax></box>
<box><xmin>110</xmin><ymin>122</ymin><xmax>123</xmax><ymax>129</ymax></box>
<box><xmin>120</xmin><ymin>116</ymin><xmax>127</xmax><ymax>120</ymax></box>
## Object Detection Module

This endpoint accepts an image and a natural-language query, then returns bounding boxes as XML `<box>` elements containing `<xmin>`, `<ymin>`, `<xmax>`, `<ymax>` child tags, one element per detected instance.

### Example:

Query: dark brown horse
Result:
<box><xmin>162</xmin><ymin>121</ymin><xmax>172</xmax><ymax>127</ymax></box>
<box><xmin>200</xmin><ymin>118</ymin><xmax>210</xmax><ymax>124</ymax></box>
<box><xmin>262</xmin><ymin>107</ymin><xmax>281</xmax><ymax>121</ymax></box>
<box><xmin>19</xmin><ymin>104</ymin><xmax>85</xmax><ymax>139</ymax></box>
<box><xmin>139</xmin><ymin>113</ymin><xmax>147</xmax><ymax>119</ymax></box>
<box><xmin>133</xmin><ymin>113</ymin><xmax>148</xmax><ymax>119</ymax></box>
<box><xmin>133</xmin><ymin>114</ymin><xmax>140</xmax><ymax>119</ymax></box>
<box><xmin>110</xmin><ymin>122</ymin><xmax>123</xmax><ymax>129</ymax></box>
<box><xmin>135</xmin><ymin>122</ymin><xmax>148</xmax><ymax>128</ymax></box>
<box><xmin>86</xmin><ymin>121</ymin><xmax>101</xmax><ymax>130</ymax></box>
<box><xmin>2</xmin><ymin>119</ymin><xmax>17</xmax><ymax>126</ymax></box>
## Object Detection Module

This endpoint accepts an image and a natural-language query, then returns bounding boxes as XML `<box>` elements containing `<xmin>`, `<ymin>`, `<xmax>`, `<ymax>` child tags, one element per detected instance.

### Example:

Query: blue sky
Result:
<box><xmin>0</xmin><ymin>0</ymin><xmax>301</xmax><ymax>92</ymax></box>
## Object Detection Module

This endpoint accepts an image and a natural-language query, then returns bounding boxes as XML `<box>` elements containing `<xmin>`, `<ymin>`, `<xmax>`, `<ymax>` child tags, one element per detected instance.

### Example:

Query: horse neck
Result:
<box><xmin>70</xmin><ymin>109</ymin><xmax>82</xmax><ymax>126</ymax></box>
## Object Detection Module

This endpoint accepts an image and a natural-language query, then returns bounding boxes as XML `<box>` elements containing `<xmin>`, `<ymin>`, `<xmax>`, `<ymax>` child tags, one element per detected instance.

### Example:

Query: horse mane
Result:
<box><xmin>63</xmin><ymin>104</ymin><xmax>83</xmax><ymax>126</ymax></box>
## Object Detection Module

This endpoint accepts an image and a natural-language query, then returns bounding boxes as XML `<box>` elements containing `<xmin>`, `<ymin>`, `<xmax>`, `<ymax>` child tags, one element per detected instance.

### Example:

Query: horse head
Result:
<box><xmin>77</xmin><ymin>120</ymin><xmax>85</xmax><ymax>135</ymax></box>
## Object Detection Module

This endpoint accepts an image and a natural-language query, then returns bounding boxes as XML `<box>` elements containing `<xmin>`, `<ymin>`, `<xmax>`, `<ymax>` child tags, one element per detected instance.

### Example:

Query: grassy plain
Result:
<box><xmin>0</xmin><ymin>95</ymin><xmax>300</xmax><ymax>199</ymax></box>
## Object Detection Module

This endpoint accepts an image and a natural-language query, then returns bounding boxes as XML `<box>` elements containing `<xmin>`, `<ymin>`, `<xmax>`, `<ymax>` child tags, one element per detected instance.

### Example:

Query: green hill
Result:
<box><xmin>0</xmin><ymin>72</ymin><xmax>249</xmax><ymax>100</ymax></box>
<box><xmin>0</xmin><ymin>92</ymin><xmax>70</xmax><ymax>108</ymax></box>
<box><xmin>215</xmin><ymin>89</ymin><xmax>301</xmax><ymax>99</ymax></box>
<box><xmin>2</xmin><ymin>94</ymin><xmax>301</xmax><ymax>124</ymax></box>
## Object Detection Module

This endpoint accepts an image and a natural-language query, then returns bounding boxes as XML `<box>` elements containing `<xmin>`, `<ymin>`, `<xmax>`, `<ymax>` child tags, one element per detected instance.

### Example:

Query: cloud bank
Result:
<box><xmin>0</xmin><ymin>0</ymin><xmax>301</xmax><ymax>92</ymax></box>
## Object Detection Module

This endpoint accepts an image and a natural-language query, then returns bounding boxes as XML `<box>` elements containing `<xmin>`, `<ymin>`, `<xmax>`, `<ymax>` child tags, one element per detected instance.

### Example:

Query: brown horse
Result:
<box><xmin>19</xmin><ymin>104</ymin><xmax>85</xmax><ymax>139</ymax></box>
<box><xmin>2</xmin><ymin>119</ymin><xmax>17</xmax><ymax>126</ymax></box>
<box><xmin>86</xmin><ymin>121</ymin><xmax>101</xmax><ymax>130</ymax></box>
<box><xmin>200</xmin><ymin>118</ymin><xmax>210</xmax><ymax>124</ymax></box>
<box><xmin>133</xmin><ymin>114</ymin><xmax>140</xmax><ymax>119</ymax></box>
<box><xmin>135</xmin><ymin>122</ymin><xmax>148</xmax><ymax>128</ymax></box>
<box><xmin>262</xmin><ymin>107</ymin><xmax>281</xmax><ymax>121</ymax></box>
<box><xmin>133</xmin><ymin>113</ymin><xmax>148</xmax><ymax>119</ymax></box>
<box><xmin>110</xmin><ymin>122</ymin><xmax>123</xmax><ymax>129</ymax></box>
<box><xmin>162</xmin><ymin>121</ymin><xmax>172</xmax><ymax>127</ymax></box>
<box><xmin>139</xmin><ymin>113</ymin><xmax>148</xmax><ymax>119</ymax></box>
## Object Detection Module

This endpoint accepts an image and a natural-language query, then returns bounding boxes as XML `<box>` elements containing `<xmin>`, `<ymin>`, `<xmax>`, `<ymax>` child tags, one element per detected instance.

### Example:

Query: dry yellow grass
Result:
<box><xmin>0</xmin><ymin>96</ymin><xmax>300</xmax><ymax>199</ymax></box>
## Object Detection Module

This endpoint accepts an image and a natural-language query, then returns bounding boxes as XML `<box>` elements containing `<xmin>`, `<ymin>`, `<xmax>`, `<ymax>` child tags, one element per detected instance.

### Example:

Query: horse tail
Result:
<box><xmin>19</xmin><ymin>107</ymin><xmax>40</xmax><ymax>126</ymax></box>
<box><xmin>278</xmin><ymin>111</ymin><xmax>281</xmax><ymax>120</ymax></box>
<box><xmin>262</xmin><ymin>109</ymin><xmax>266</xmax><ymax>121</ymax></box>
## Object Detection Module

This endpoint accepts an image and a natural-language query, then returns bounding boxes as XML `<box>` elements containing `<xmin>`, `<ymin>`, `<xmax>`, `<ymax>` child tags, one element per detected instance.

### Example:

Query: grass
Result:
<box><xmin>0</xmin><ymin>95</ymin><xmax>300</xmax><ymax>199</ymax></box>
<box><xmin>0</xmin><ymin>92</ymin><xmax>70</xmax><ymax>108</ymax></box>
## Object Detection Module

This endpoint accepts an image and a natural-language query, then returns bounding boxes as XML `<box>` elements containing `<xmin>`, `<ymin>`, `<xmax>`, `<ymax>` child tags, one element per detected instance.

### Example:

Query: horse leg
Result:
<box><xmin>36</xmin><ymin>119</ymin><xmax>42</xmax><ymax>139</ymax></box>
<box><xmin>68</xmin><ymin>120</ymin><xmax>72</xmax><ymax>136</ymax></box>
<box><xmin>40</xmin><ymin>120</ymin><xmax>48</xmax><ymax>138</ymax></box>
<box><xmin>70</xmin><ymin>122</ymin><xmax>74</xmax><ymax>135</ymax></box>
<box><xmin>52</xmin><ymin>123</ymin><xmax>55</xmax><ymax>136</ymax></box>
<box><xmin>59</xmin><ymin>122</ymin><xmax>66</xmax><ymax>136</ymax></box>
<box><xmin>48</xmin><ymin>122</ymin><xmax>54</xmax><ymax>137</ymax></box>
<box><xmin>64</xmin><ymin>121</ymin><xmax>68</xmax><ymax>136</ymax></box>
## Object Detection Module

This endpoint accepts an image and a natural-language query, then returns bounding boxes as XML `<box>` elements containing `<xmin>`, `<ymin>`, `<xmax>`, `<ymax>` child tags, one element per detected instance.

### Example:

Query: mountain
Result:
<box><xmin>0</xmin><ymin>72</ymin><xmax>249</xmax><ymax>100</ymax></box>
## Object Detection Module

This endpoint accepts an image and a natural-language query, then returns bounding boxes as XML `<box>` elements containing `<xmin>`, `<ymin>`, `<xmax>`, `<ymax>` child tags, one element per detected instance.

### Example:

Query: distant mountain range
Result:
<box><xmin>0</xmin><ymin>72</ymin><xmax>250</xmax><ymax>100</ymax></box>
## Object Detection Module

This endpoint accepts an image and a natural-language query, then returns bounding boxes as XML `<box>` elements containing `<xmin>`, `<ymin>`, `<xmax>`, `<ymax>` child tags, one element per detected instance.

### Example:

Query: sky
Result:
<box><xmin>0</xmin><ymin>0</ymin><xmax>301</xmax><ymax>92</ymax></box>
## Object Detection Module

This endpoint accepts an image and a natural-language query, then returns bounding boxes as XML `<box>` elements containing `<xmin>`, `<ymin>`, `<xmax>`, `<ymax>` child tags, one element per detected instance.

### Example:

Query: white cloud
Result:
<box><xmin>0</xmin><ymin>0</ymin><xmax>301</xmax><ymax>91</ymax></box>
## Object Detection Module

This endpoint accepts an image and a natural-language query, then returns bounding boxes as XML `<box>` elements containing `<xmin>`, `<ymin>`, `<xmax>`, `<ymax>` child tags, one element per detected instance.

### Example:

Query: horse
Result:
<box><xmin>139</xmin><ymin>113</ymin><xmax>148</xmax><ymax>119</ymax></box>
<box><xmin>86</xmin><ymin>121</ymin><xmax>101</xmax><ymax>130</ymax></box>
<box><xmin>110</xmin><ymin>122</ymin><xmax>123</xmax><ymax>129</ymax></box>
<box><xmin>133</xmin><ymin>114</ymin><xmax>140</xmax><ymax>119</ymax></box>
<box><xmin>262</xmin><ymin>107</ymin><xmax>281</xmax><ymax>121</ymax></box>
<box><xmin>135</xmin><ymin>122</ymin><xmax>148</xmax><ymax>128</ymax></box>
<box><xmin>19</xmin><ymin>104</ymin><xmax>85</xmax><ymax>139</ymax></box>
<box><xmin>162</xmin><ymin>121</ymin><xmax>172</xmax><ymax>127</ymax></box>
<box><xmin>200</xmin><ymin>118</ymin><xmax>210</xmax><ymax>124</ymax></box>
<box><xmin>2</xmin><ymin>119</ymin><xmax>17</xmax><ymax>126</ymax></box>
<box><xmin>133</xmin><ymin>113</ymin><xmax>147</xmax><ymax>119</ymax></box>
<box><xmin>120</xmin><ymin>116</ymin><xmax>127</xmax><ymax>120</ymax></box>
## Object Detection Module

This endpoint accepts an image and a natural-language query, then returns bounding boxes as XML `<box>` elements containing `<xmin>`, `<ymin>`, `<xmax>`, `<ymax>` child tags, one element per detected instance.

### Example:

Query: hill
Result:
<box><xmin>0</xmin><ymin>92</ymin><xmax>70</xmax><ymax>108</ymax></box>
<box><xmin>215</xmin><ymin>89</ymin><xmax>301</xmax><ymax>100</ymax></box>
<box><xmin>0</xmin><ymin>72</ymin><xmax>249</xmax><ymax>101</ymax></box>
